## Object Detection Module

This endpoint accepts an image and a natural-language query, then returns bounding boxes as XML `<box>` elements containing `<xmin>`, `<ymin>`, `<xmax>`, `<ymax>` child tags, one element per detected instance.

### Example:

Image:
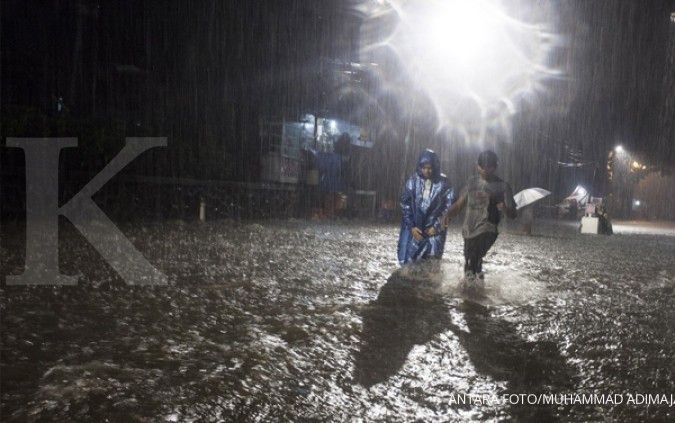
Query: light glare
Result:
<box><xmin>360</xmin><ymin>0</ymin><xmax>560</xmax><ymax>144</ymax></box>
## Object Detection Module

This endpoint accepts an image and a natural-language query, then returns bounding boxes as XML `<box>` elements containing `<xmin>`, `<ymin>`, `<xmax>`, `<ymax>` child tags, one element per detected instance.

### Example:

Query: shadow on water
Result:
<box><xmin>448</xmin><ymin>301</ymin><xmax>576</xmax><ymax>420</ymax></box>
<box><xmin>354</xmin><ymin>264</ymin><xmax>454</xmax><ymax>388</ymax></box>
<box><xmin>355</xmin><ymin>263</ymin><xmax>575</xmax><ymax>419</ymax></box>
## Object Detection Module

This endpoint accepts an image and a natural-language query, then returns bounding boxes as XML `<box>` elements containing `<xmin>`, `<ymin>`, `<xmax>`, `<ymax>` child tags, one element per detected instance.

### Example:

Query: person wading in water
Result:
<box><xmin>397</xmin><ymin>149</ymin><xmax>454</xmax><ymax>266</ymax></box>
<box><xmin>443</xmin><ymin>150</ymin><xmax>517</xmax><ymax>281</ymax></box>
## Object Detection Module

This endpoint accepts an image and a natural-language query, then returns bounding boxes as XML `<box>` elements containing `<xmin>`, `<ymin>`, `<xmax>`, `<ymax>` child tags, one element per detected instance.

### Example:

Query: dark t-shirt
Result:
<box><xmin>460</xmin><ymin>175</ymin><xmax>515</xmax><ymax>239</ymax></box>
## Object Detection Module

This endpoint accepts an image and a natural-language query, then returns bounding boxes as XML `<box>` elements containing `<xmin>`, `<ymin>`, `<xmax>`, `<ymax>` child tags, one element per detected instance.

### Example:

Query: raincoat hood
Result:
<box><xmin>416</xmin><ymin>149</ymin><xmax>441</xmax><ymax>181</ymax></box>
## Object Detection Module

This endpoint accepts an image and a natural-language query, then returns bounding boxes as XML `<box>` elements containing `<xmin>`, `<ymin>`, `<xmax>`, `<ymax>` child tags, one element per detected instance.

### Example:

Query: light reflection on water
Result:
<box><xmin>1</xmin><ymin>219</ymin><xmax>673</xmax><ymax>421</ymax></box>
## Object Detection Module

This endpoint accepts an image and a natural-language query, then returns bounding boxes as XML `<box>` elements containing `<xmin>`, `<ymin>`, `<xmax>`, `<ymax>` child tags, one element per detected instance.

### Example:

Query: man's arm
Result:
<box><xmin>442</xmin><ymin>190</ymin><xmax>466</xmax><ymax>227</ymax></box>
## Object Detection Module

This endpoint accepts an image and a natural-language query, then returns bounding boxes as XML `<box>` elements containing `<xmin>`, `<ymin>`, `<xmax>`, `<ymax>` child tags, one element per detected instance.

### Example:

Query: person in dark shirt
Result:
<box><xmin>443</xmin><ymin>150</ymin><xmax>517</xmax><ymax>279</ymax></box>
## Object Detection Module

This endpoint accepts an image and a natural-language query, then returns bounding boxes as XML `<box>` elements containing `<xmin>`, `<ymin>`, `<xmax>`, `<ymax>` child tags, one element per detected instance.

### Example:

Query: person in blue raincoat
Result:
<box><xmin>397</xmin><ymin>149</ymin><xmax>454</xmax><ymax>265</ymax></box>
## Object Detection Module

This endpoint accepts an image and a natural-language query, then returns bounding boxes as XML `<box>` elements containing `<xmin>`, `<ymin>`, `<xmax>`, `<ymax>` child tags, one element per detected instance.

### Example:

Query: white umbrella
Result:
<box><xmin>513</xmin><ymin>187</ymin><xmax>551</xmax><ymax>210</ymax></box>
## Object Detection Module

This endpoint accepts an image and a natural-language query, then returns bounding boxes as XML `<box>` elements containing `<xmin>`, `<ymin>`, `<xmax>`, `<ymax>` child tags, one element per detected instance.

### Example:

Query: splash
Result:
<box><xmin>393</xmin><ymin>259</ymin><xmax>547</xmax><ymax>305</ymax></box>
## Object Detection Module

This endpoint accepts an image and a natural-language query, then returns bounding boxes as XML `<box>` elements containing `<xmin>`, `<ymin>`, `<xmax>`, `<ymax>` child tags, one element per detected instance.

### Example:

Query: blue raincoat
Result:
<box><xmin>397</xmin><ymin>150</ymin><xmax>454</xmax><ymax>265</ymax></box>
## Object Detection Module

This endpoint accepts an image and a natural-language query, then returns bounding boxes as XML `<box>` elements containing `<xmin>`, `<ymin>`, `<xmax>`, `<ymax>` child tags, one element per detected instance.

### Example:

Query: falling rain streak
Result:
<box><xmin>1</xmin><ymin>1</ymin><xmax>674</xmax><ymax>422</ymax></box>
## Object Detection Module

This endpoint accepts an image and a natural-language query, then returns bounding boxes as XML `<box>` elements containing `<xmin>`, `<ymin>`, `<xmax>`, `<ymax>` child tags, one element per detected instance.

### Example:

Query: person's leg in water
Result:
<box><xmin>463</xmin><ymin>237</ymin><xmax>481</xmax><ymax>280</ymax></box>
<box><xmin>476</xmin><ymin>232</ymin><xmax>498</xmax><ymax>279</ymax></box>
<box><xmin>463</xmin><ymin>238</ymin><xmax>477</xmax><ymax>275</ymax></box>
<box><xmin>464</xmin><ymin>233</ymin><xmax>498</xmax><ymax>280</ymax></box>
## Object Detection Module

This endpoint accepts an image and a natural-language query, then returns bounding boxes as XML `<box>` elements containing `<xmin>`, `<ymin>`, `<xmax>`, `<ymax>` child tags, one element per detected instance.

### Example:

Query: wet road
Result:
<box><xmin>1</xmin><ymin>219</ymin><xmax>674</xmax><ymax>421</ymax></box>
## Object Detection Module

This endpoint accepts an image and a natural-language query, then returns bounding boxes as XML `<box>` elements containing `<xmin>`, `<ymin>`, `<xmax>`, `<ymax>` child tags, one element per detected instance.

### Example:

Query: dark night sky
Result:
<box><xmin>1</xmin><ymin>0</ymin><xmax>674</xmax><ymax>197</ymax></box>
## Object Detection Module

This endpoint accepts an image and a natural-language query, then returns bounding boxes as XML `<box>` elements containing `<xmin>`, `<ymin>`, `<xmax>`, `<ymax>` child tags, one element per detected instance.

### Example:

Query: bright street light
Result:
<box><xmin>614</xmin><ymin>145</ymin><xmax>624</xmax><ymax>153</ymax></box>
<box><xmin>360</xmin><ymin>0</ymin><xmax>559</xmax><ymax>142</ymax></box>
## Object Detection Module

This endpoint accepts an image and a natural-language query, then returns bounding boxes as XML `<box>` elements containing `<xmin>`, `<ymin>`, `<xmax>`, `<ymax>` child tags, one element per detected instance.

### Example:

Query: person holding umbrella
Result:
<box><xmin>512</xmin><ymin>187</ymin><xmax>552</xmax><ymax>235</ymax></box>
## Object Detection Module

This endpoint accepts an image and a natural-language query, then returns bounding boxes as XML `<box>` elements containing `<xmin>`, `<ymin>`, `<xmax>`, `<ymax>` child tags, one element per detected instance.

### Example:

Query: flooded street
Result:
<box><xmin>1</xmin><ymin>219</ymin><xmax>673</xmax><ymax>421</ymax></box>
<box><xmin>2</xmin><ymin>0</ymin><xmax>674</xmax><ymax>421</ymax></box>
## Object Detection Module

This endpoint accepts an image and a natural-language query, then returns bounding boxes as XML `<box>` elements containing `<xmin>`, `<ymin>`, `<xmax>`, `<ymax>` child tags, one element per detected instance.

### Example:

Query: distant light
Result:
<box><xmin>330</xmin><ymin>120</ymin><xmax>337</xmax><ymax>131</ymax></box>
<box><xmin>634</xmin><ymin>200</ymin><xmax>641</xmax><ymax>206</ymax></box>
<box><xmin>614</xmin><ymin>145</ymin><xmax>624</xmax><ymax>153</ymax></box>
<box><xmin>577</xmin><ymin>186</ymin><xmax>587</xmax><ymax>196</ymax></box>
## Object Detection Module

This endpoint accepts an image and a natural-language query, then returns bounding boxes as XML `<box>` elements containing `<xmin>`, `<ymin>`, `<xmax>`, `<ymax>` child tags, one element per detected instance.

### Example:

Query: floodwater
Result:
<box><xmin>1</xmin><ymin>219</ymin><xmax>674</xmax><ymax>421</ymax></box>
